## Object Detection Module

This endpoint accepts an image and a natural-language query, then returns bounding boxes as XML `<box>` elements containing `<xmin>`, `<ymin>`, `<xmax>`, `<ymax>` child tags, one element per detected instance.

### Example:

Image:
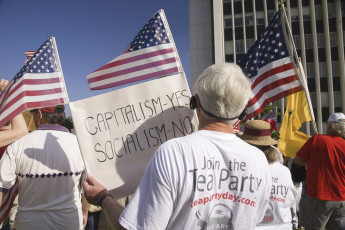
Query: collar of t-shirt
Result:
<box><xmin>37</xmin><ymin>124</ymin><xmax>69</xmax><ymax>133</ymax></box>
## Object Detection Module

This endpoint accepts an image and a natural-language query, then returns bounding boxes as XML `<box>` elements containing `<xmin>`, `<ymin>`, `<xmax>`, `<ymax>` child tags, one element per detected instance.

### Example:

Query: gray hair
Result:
<box><xmin>327</xmin><ymin>122</ymin><xmax>345</xmax><ymax>136</ymax></box>
<box><xmin>193</xmin><ymin>63</ymin><xmax>251</xmax><ymax>125</ymax></box>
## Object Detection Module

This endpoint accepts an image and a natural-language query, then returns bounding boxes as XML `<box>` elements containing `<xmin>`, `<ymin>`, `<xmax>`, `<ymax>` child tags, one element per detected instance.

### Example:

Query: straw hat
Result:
<box><xmin>240</xmin><ymin>120</ymin><xmax>278</xmax><ymax>146</ymax></box>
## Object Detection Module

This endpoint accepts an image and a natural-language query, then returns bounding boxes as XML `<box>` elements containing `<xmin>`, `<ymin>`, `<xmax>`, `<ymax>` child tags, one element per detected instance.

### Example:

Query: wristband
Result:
<box><xmin>98</xmin><ymin>193</ymin><xmax>113</xmax><ymax>208</ymax></box>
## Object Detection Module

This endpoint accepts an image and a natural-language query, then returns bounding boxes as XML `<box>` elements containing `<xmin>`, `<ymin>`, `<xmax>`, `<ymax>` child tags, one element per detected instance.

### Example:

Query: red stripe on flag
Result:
<box><xmin>247</xmin><ymin>74</ymin><xmax>299</xmax><ymax>107</ymax></box>
<box><xmin>251</xmin><ymin>63</ymin><xmax>294</xmax><ymax>89</ymax></box>
<box><xmin>88</xmin><ymin>57</ymin><xmax>177</xmax><ymax>84</ymax></box>
<box><xmin>0</xmin><ymin>98</ymin><xmax>66</xmax><ymax>129</ymax></box>
<box><xmin>91</xmin><ymin>67</ymin><xmax>179</xmax><ymax>90</ymax></box>
<box><xmin>246</xmin><ymin>86</ymin><xmax>302</xmax><ymax>119</ymax></box>
<box><xmin>0</xmin><ymin>181</ymin><xmax>18</xmax><ymax>224</ymax></box>
<box><xmin>1</xmin><ymin>88</ymin><xmax>63</xmax><ymax>113</ymax></box>
<box><xmin>92</xmin><ymin>48</ymin><xmax>175</xmax><ymax>73</ymax></box>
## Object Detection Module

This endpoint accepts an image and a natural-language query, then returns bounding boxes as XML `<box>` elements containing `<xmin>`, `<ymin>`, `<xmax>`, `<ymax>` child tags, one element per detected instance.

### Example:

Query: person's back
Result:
<box><xmin>120</xmin><ymin>130</ymin><xmax>271</xmax><ymax>229</ymax></box>
<box><xmin>0</xmin><ymin>106</ymin><xmax>85</xmax><ymax>230</ymax></box>
<box><xmin>298</xmin><ymin>134</ymin><xmax>345</xmax><ymax>201</ymax></box>
<box><xmin>293</xmin><ymin>112</ymin><xmax>345</xmax><ymax>229</ymax></box>
<box><xmin>6</xmin><ymin>128</ymin><xmax>84</xmax><ymax>229</ymax></box>
<box><xmin>256</xmin><ymin>161</ymin><xmax>297</xmax><ymax>230</ymax></box>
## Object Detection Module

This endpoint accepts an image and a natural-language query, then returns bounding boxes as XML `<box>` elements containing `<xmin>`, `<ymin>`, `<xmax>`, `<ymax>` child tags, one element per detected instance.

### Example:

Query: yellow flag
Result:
<box><xmin>278</xmin><ymin>90</ymin><xmax>311</xmax><ymax>157</ymax></box>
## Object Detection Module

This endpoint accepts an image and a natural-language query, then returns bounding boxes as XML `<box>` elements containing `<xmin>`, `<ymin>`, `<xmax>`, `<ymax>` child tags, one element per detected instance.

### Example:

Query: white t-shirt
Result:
<box><xmin>0</xmin><ymin>125</ymin><xmax>85</xmax><ymax>230</ymax></box>
<box><xmin>256</xmin><ymin>162</ymin><xmax>298</xmax><ymax>229</ymax></box>
<box><xmin>119</xmin><ymin>130</ymin><xmax>272</xmax><ymax>230</ymax></box>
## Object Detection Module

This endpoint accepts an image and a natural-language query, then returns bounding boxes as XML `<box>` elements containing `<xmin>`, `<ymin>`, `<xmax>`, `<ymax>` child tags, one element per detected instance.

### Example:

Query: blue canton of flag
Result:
<box><xmin>237</xmin><ymin>9</ymin><xmax>301</xmax><ymax>120</ymax></box>
<box><xmin>14</xmin><ymin>40</ymin><xmax>59</xmax><ymax>83</ymax></box>
<box><xmin>239</xmin><ymin>13</ymin><xmax>289</xmax><ymax>78</ymax></box>
<box><xmin>126</xmin><ymin>13</ymin><xmax>170</xmax><ymax>52</ymax></box>
<box><xmin>87</xmin><ymin>9</ymin><xmax>182</xmax><ymax>90</ymax></box>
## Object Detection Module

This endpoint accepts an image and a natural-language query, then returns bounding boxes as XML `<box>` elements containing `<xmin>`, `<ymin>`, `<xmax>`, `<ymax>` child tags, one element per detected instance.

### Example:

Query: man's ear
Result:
<box><xmin>37</xmin><ymin>110</ymin><xmax>43</xmax><ymax>120</ymax></box>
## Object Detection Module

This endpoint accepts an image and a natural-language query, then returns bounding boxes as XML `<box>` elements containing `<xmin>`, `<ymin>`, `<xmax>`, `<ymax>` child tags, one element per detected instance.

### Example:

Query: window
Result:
<box><xmin>224</xmin><ymin>18</ymin><xmax>232</xmax><ymax>28</ymax></box>
<box><xmin>315</xmin><ymin>5</ymin><xmax>323</xmax><ymax>19</ymax></box>
<box><xmin>334</xmin><ymin>91</ymin><xmax>341</xmax><ymax>107</ymax></box>
<box><xmin>236</xmin><ymin>40</ymin><xmax>244</xmax><ymax>53</ymax></box>
<box><xmin>307</xmin><ymin>63</ymin><xmax>315</xmax><ymax>78</ymax></box>
<box><xmin>293</xmin><ymin>35</ymin><xmax>300</xmax><ymax>49</ymax></box>
<box><xmin>328</xmin><ymin>3</ymin><xmax>336</xmax><ymax>18</ymax></box>
<box><xmin>235</xmin><ymin>18</ymin><xmax>243</xmax><ymax>27</ymax></box>
<box><xmin>319</xmin><ymin>62</ymin><xmax>327</xmax><ymax>78</ymax></box>
<box><xmin>317</xmin><ymin>33</ymin><xmax>325</xmax><ymax>48</ymax></box>
<box><xmin>246</xmin><ymin>39</ymin><xmax>255</xmax><ymax>49</ymax></box>
<box><xmin>332</xmin><ymin>61</ymin><xmax>339</xmax><ymax>77</ymax></box>
<box><xmin>305</xmin><ymin>34</ymin><xmax>313</xmax><ymax>49</ymax></box>
<box><xmin>330</xmin><ymin>32</ymin><xmax>337</xmax><ymax>47</ymax></box>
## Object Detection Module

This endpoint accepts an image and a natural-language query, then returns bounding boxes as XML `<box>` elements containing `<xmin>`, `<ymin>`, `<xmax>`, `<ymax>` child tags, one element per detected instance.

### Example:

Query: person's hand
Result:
<box><xmin>83</xmin><ymin>174</ymin><xmax>108</xmax><ymax>206</ymax></box>
<box><xmin>0</xmin><ymin>79</ymin><xmax>9</xmax><ymax>93</ymax></box>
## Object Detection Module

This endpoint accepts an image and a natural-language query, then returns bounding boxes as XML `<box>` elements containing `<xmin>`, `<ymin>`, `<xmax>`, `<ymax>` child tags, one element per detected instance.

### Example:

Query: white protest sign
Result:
<box><xmin>70</xmin><ymin>73</ymin><xmax>198</xmax><ymax>199</ymax></box>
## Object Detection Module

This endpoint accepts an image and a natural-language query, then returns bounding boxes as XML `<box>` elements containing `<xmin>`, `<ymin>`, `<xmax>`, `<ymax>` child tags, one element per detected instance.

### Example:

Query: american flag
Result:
<box><xmin>87</xmin><ymin>9</ymin><xmax>182</xmax><ymax>90</ymax></box>
<box><xmin>0</xmin><ymin>38</ymin><xmax>68</xmax><ymax>224</ymax></box>
<box><xmin>24</xmin><ymin>51</ymin><xmax>35</xmax><ymax>64</ymax></box>
<box><xmin>0</xmin><ymin>181</ymin><xmax>18</xmax><ymax>224</ymax></box>
<box><xmin>237</xmin><ymin>9</ymin><xmax>302</xmax><ymax>120</ymax></box>
<box><xmin>0</xmin><ymin>37</ymin><xmax>68</xmax><ymax>129</ymax></box>
<box><xmin>262</xmin><ymin>107</ymin><xmax>277</xmax><ymax>120</ymax></box>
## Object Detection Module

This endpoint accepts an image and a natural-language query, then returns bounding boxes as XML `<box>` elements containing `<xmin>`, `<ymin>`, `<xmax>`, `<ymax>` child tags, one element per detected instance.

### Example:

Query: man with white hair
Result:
<box><xmin>292</xmin><ymin>112</ymin><xmax>345</xmax><ymax>230</ymax></box>
<box><xmin>83</xmin><ymin>63</ymin><xmax>272</xmax><ymax>230</ymax></box>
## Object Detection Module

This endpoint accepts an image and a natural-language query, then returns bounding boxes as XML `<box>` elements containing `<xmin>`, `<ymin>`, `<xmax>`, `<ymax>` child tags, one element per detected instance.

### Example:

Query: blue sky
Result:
<box><xmin>0</xmin><ymin>0</ymin><xmax>190</xmax><ymax>115</ymax></box>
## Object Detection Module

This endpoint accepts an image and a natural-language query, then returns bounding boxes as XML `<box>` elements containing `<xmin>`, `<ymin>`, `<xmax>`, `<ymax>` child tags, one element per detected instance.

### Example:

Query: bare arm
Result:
<box><xmin>83</xmin><ymin>174</ymin><xmax>125</xmax><ymax>230</ymax></box>
<box><xmin>81</xmin><ymin>195</ymin><xmax>90</xmax><ymax>229</ymax></box>
<box><xmin>0</xmin><ymin>114</ymin><xmax>28</xmax><ymax>147</ymax></box>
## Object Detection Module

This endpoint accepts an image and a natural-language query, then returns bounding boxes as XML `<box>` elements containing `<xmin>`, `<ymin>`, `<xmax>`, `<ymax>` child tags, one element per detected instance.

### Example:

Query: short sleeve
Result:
<box><xmin>296</xmin><ymin>135</ymin><xmax>316</xmax><ymax>162</ymax></box>
<box><xmin>0</xmin><ymin>144</ymin><xmax>18</xmax><ymax>191</ymax></box>
<box><xmin>119</xmin><ymin>143</ymin><xmax>177</xmax><ymax>230</ymax></box>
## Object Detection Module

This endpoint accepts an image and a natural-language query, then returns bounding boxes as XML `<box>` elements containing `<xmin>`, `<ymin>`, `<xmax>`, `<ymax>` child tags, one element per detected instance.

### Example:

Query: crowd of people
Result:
<box><xmin>0</xmin><ymin>63</ymin><xmax>344</xmax><ymax>230</ymax></box>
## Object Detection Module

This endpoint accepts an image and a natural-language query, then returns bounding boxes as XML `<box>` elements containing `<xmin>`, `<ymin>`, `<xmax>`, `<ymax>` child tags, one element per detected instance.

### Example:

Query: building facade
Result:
<box><xmin>190</xmin><ymin>0</ymin><xmax>345</xmax><ymax>134</ymax></box>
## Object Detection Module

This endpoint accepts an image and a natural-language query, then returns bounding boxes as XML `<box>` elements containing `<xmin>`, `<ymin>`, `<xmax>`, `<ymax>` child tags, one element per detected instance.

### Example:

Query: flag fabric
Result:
<box><xmin>0</xmin><ymin>37</ymin><xmax>68</xmax><ymax>128</ymax></box>
<box><xmin>261</xmin><ymin>108</ymin><xmax>277</xmax><ymax>131</ymax></box>
<box><xmin>237</xmin><ymin>9</ymin><xmax>302</xmax><ymax>120</ymax></box>
<box><xmin>23</xmin><ymin>51</ymin><xmax>38</xmax><ymax>132</ymax></box>
<box><xmin>24</xmin><ymin>51</ymin><xmax>35</xmax><ymax>64</ymax></box>
<box><xmin>0</xmin><ymin>180</ymin><xmax>18</xmax><ymax>224</ymax></box>
<box><xmin>262</xmin><ymin>107</ymin><xmax>277</xmax><ymax>120</ymax></box>
<box><xmin>278</xmin><ymin>90</ymin><xmax>311</xmax><ymax>157</ymax></box>
<box><xmin>87</xmin><ymin>9</ymin><xmax>182</xmax><ymax>90</ymax></box>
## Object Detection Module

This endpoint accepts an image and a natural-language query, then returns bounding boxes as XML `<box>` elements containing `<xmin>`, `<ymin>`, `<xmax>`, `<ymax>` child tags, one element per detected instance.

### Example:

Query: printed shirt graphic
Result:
<box><xmin>256</xmin><ymin>162</ymin><xmax>298</xmax><ymax>229</ymax></box>
<box><xmin>119</xmin><ymin>130</ymin><xmax>272</xmax><ymax>230</ymax></box>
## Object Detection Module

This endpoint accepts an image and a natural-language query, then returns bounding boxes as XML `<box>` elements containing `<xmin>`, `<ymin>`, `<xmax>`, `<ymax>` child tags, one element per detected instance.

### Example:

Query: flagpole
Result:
<box><xmin>159</xmin><ymin>10</ymin><xmax>184</xmax><ymax>73</ymax></box>
<box><xmin>281</xmin><ymin>5</ymin><xmax>318</xmax><ymax>134</ymax></box>
<box><xmin>51</xmin><ymin>37</ymin><xmax>70</xmax><ymax>104</ymax></box>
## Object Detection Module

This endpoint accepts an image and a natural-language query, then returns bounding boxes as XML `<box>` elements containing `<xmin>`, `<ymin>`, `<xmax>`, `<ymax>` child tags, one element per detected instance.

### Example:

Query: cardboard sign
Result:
<box><xmin>70</xmin><ymin>73</ymin><xmax>198</xmax><ymax>199</ymax></box>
